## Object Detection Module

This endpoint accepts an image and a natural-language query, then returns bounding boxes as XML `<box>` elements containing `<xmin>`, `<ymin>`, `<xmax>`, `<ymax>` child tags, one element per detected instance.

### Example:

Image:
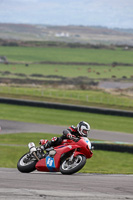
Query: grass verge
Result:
<box><xmin>0</xmin><ymin>86</ymin><xmax>133</xmax><ymax>110</ymax></box>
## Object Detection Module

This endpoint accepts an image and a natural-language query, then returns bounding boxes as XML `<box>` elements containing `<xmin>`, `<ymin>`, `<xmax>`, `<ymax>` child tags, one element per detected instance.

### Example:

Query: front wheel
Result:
<box><xmin>17</xmin><ymin>153</ymin><xmax>37</xmax><ymax>173</ymax></box>
<box><xmin>60</xmin><ymin>154</ymin><xmax>86</xmax><ymax>175</ymax></box>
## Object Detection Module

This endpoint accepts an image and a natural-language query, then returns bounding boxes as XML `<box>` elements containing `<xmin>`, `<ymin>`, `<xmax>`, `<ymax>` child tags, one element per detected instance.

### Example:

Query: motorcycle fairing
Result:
<box><xmin>35</xmin><ymin>144</ymin><xmax>79</xmax><ymax>172</ymax></box>
<box><xmin>58</xmin><ymin>138</ymin><xmax>93</xmax><ymax>159</ymax></box>
<box><xmin>35</xmin><ymin>137</ymin><xmax>93</xmax><ymax>172</ymax></box>
<box><xmin>82</xmin><ymin>137</ymin><xmax>91</xmax><ymax>149</ymax></box>
<box><xmin>35</xmin><ymin>156</ymin><xmax>58</xmax><ymax>172</ymax></box>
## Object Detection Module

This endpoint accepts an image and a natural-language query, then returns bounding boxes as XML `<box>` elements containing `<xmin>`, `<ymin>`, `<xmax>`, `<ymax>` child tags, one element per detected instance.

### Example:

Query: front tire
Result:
<box><xmin>17</xmin><ymin>153</ymin><xmax>37</xmax><ymax>173</ymax></box>
<box><xmin>60</xmin><ymin>154</ymin><xmax>86</xmax><ymax>175</ymax></box>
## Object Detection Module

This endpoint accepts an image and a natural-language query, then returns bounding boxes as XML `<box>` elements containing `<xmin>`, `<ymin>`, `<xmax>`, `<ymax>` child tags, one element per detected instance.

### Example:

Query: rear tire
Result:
<box><xmin>60</xmin><ymin>154</ymin><xmax>86</xmax><ymax>175</ymax></box>
<box><xmin>17</xmin><ymin>153</ymin><xmax>37</xmax><ymax>173</ymax></box>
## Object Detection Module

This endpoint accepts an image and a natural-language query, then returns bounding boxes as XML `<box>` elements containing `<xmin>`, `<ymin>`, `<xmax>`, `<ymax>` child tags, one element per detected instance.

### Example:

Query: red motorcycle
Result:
<box><xmin>17</xmin><ymin>137</ymin><xmax>93</xmax><ymax>175</ymax></box>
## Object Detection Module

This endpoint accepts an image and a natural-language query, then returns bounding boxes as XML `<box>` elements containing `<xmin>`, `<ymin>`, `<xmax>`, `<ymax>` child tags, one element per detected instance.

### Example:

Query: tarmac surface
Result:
<box><xmin>0</xmin><ymin>119</ymin><xmax>133</xmax><ymax>143</ymax></box>
<box><xmin>0</xmin><ymin>168</ymin><xmax>133</xmax><ymax>200</ymax></box>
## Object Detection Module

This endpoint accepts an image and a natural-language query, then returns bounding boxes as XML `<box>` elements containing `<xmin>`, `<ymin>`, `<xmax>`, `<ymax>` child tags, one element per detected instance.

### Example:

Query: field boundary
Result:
<box><xmin>3</xmin><ymin>61</ymin><xmax>133</xmax><ymax>66</ymax></box>
<box><xmin>0</xmin><ymin>97</ymin><xmax>133</xmax><ymax>117</ymax></box>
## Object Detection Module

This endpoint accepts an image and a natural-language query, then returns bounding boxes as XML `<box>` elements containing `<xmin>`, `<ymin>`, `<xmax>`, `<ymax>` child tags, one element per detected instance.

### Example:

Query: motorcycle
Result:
<box><xmin>17</xmin><ymin>137</ymin><xmax>93</xmax><ymax>175</ymax></box>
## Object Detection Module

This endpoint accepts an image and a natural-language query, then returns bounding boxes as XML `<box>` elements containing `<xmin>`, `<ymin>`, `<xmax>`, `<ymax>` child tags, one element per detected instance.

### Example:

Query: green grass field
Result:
<box><xmin>0</xmin><ymin>103</ymin><xmax>133</xmax><ymax>133</ymax></box>
<box><xmin>0</xmin><ymin>45</ymin><xmax>133</xmax><ymax>111</ymax></box>
<box><xmin>1</xmin><ymin>46</ymin><xmax>133</xmax><ymax>63</ymax></box>
<box><xmin>0</xmin><ymin>63</ymin><xmax>133</xmax><ymax>79</ymax></box>
<box><xmin>1</xmin><ymin>45</ymin><xmax>133</xmax><ymax>81</ymax></box>
<box><xmin>0</xmin><ymin>46</ymin><xmax>133</xmax><ymax>80</ymax></box>
<box><xmin>0</xmin><ymin>133</ymin><xmax>132</xmax><ymax>174</ymax></box>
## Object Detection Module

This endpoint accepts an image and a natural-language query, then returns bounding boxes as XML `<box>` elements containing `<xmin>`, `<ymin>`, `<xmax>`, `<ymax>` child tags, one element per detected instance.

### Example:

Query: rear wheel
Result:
<box><xmin>60</xmin><ymin>154</ymin><xmax>86</xmax><ymax>175</ymax></box>
<box><xmin>17</xmin><ymin>153</ymin><xmax>37</xmax><ymax>173</ymax></box>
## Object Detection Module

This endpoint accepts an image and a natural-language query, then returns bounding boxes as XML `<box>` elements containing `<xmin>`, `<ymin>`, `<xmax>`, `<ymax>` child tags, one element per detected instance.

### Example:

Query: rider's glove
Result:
<box><xmin>66</xmin><ymin>133</ymin><xmax>72</xmax><ymax>139</ymax></box>
<box><xmin>40</xmin><ymin>142</ymin><xmax>49</xmax><ymax>151</ymax></box>
<box><xmin>39</xmin><ymin>139</ymin><xmax>48</xmax><ymax>145</ymax></box>
<box><xmin>71</xmin><ymin>135</ymin><xmax>79</xmax><ymax>142</ymax></box>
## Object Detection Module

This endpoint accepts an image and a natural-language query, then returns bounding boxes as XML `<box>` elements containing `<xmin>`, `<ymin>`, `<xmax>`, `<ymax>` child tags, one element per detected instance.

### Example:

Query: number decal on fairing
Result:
<box><xmin>47</xmin><ymin>158</ymin><xmax>53</xmax><ymax>166</ymax></box>
<box><xmin>46</xmin><ymin>156</ymin><xmax>55</xmax><ymax>169</ymax></box>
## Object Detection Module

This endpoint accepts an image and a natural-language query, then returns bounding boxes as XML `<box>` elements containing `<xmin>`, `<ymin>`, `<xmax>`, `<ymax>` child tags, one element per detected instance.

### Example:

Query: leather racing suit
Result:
<box><xmin>40</xmin><ymin>126</ymin><xmax>81</xmax><ymax>149</ymax></box>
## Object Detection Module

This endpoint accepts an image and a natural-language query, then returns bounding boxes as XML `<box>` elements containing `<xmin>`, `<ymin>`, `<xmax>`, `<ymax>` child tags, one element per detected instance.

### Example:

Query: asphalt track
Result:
<box><xmin>0</xmin><ymin>120</ymin><xmax>133</xmax><ymax>199</ymax></box>
<box><xmin>0</xmin><ymin>119</ymin><xmax>133</xmax><ymax>143</ymax></box>
<box><xmin>0</xmin><ymin>168</ymin><xmax>133</xmax><ymax>200</ymax></box>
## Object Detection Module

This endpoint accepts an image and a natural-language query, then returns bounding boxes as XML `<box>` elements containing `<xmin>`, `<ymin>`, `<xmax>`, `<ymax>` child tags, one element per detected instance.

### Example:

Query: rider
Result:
<box><xmin>40</xmin><ymin>121</ymin><xmax>91</xmax><ymax>150</ymax></box>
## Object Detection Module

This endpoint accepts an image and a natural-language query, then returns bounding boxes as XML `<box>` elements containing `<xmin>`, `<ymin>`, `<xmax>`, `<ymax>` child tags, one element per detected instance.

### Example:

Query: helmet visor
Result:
<box><xmin>82</xmin><ymin>129</ymin><xmax>89</xmax><ymax>136</ymax></box>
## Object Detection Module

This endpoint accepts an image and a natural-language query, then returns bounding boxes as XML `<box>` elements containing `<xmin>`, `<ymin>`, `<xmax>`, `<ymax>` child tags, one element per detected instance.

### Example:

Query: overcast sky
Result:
<box><xmin>0</xmin><ymin>0</ymin><xmax>133</xmax><ymax>29</ymax></box>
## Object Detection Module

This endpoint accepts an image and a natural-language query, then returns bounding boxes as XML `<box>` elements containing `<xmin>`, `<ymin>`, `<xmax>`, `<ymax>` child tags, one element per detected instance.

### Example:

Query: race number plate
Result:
<box><xmin>46</xmin><ymin>156</ymin><xmax>55</xmax><ymax>171</ymax></box>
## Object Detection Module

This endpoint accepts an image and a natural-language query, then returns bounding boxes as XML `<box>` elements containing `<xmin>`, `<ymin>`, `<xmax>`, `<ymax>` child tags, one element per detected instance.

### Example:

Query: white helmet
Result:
<box><xmin>77</xmin><ymin>121</ymin><xmax>90</xmax><ymax>137</ymax></box>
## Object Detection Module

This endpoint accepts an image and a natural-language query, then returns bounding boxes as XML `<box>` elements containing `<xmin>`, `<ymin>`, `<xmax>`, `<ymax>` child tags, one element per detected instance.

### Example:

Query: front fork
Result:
<box><xmin>69</xmin><ymin>148</ymin><xmax>77</xmax><ymax>162</ymax></box>
<box><xmin>32</xmin><ymin>152</ymin><xmax>40</xmax><ymax>161</ymax></box>
<box><xmin>28</xmin><ymin>142</ymin><xmax>40</xmax><ymax>161</ymax></box>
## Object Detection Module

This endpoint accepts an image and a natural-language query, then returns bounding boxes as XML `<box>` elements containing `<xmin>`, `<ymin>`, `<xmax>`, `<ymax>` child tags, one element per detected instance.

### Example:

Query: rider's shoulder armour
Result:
<box><xmin>69</xmin><ymin>125</ymin><xmax>77</xmax><ymax>132</ymax></box>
